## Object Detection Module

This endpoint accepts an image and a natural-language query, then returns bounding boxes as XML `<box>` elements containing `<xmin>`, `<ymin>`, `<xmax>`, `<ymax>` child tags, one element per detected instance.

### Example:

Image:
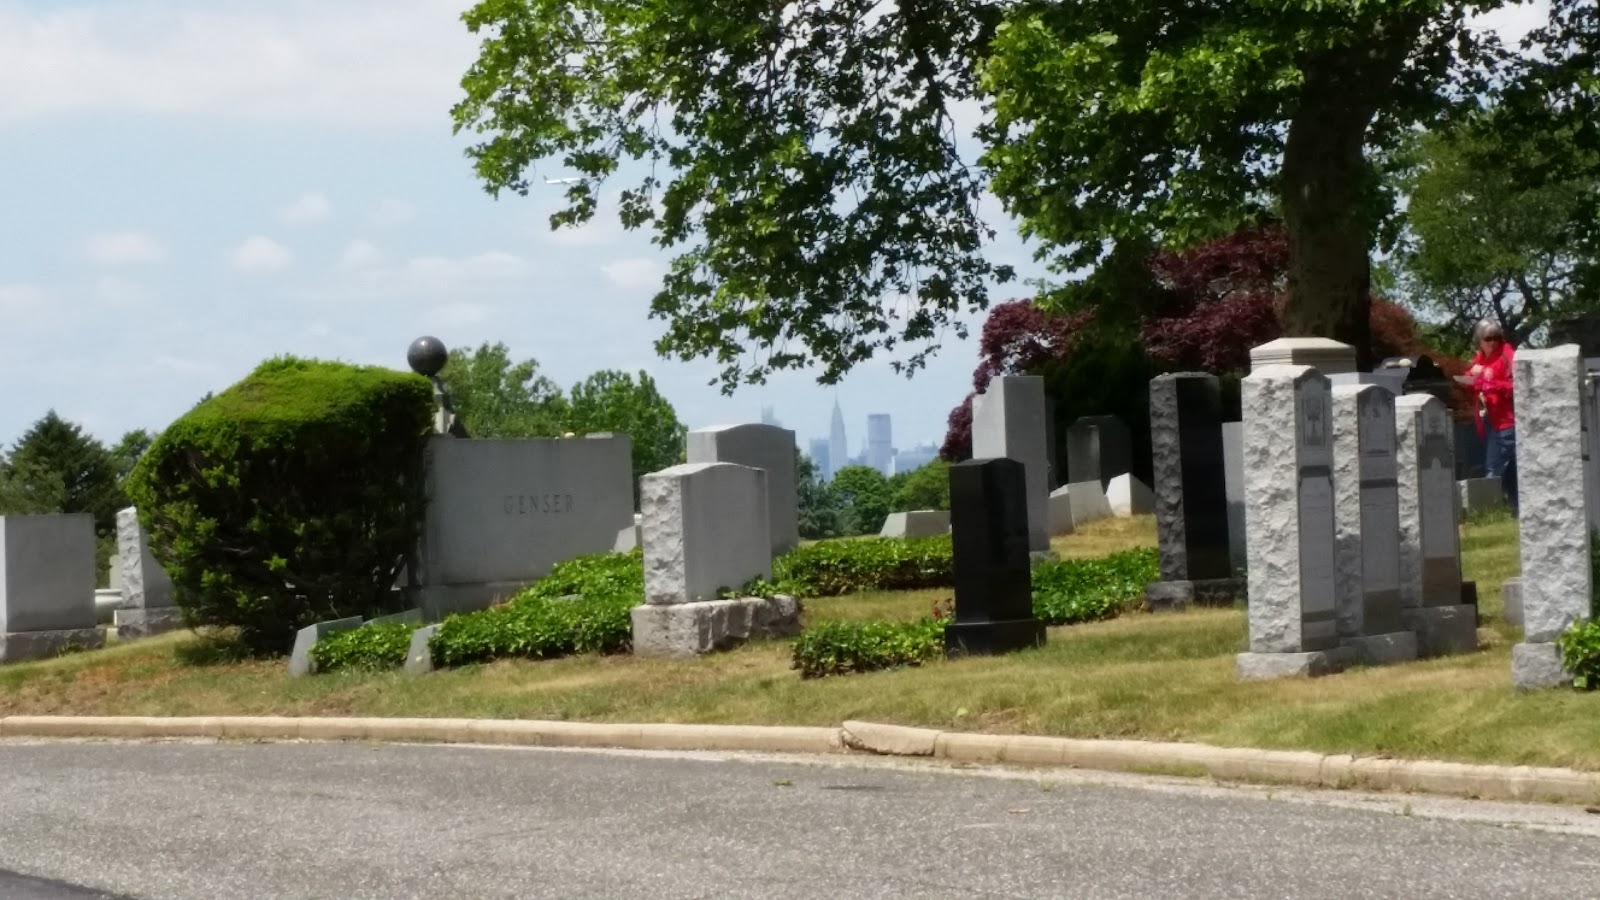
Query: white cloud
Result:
<box><xmin>228</xmin><ymin>236</ymin><xmax>294</xmax><ymax>273</ymax></box>
<box><xmin>601</xmin><ymin>257</ymin><xmax>665</xmax><ymax>291</ymax></box>
<box><xmin>280</xmin><ymin>191</ymin><xmax>333</xmax><ymax>224</ymax></box>
<box><xmin>339</xmin><ymin>239</ymin><xmax>385</xmax><ymax>270</ymax></box>
<box><xmin>83</xmin><ymin>231</ymin><xmax>166</xmax><ymax>265</ymax></box>
<box><xmin>1470</xmin><ymin>1</ymin><xmax>1551</xmax><ymax>45</ymax></box>
<box><xmin>368</xmin><ymin>197</ymin><xmax>415</xmax><ymax>228</ymax></box>
<box><xmin>0</xmin><ymin>1</ymin><xmax>478</xmax><ymax>127</ymax></box>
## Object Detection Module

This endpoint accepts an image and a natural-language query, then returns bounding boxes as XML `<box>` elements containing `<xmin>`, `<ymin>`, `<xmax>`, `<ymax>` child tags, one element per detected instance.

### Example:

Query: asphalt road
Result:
<box><xmin>0</xmin><ymin>740</ymin><xmax>1597</xmax><ymax>899</ymax></box>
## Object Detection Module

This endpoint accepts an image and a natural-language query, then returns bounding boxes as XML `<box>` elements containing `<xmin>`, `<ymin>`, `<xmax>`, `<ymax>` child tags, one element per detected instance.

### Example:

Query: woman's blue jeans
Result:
<box><xmin>1484</xmin><ymin>425</ymin><xmax>1518</xmax><ymax>513</ymax></box>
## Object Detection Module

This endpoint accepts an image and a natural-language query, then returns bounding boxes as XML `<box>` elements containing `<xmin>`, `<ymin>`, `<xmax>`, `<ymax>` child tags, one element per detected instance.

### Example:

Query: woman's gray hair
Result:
<box><xmin>1474</xmin><ymin>319</ymin><xmax>1505</xmax><ymax>343</ymax></box>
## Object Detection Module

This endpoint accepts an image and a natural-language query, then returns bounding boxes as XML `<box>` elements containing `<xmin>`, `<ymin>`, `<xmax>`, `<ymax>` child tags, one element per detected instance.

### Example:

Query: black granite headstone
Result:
<box><xmin>1065</xmin><ymin>416</ymin><xmax>1132</xmax><ymax>489</ymax></box>
<box><xmin>945</xmin><ymin>458</ymin><xmax>1046</xmax><ymax>656</ymax></box>
<box><xmin>1149</xmin><ymin>374</ymin><xmax>1234</xmax><ymax>584</ymax></box>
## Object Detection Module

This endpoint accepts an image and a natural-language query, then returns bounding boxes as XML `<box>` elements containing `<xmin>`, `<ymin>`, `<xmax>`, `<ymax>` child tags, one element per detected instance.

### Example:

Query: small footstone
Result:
<box><xmin>288</xmin><ymin>616</ymin><xmax>363</xmax><ymax>677</ymax></box>
<box><xmin>1235</xmin><ymin>651</ymin><xmax>1336</xmax><ymax>681</ymax></box>
<box><xmin>1402</xmin><ymin>605</ymin><xmax>1478</xmax><ymax>658</ymax></box>
<box><xmin>1502</xmin><ymin>577</ymin><xmax>1524</xmax><ymax>630</ymax></box>
<box><xmin>1144</xmin><ymin>581</ymin><xmax>1193</xmax><ymax>613</ymax></box>
<box><xmin>1512</xmin><ymin>641</ymin><xmax>1569</xmax><ymax>691</ymax></box>
<box><xmin>1341</xmin><ymin>631</ymin><xmax>1418</xmax><ymax>666</ymax></box>
<box><xmin>404</xmin><ymin>624</ymin><xmax>441</xmax><ymax>675</ymax></box>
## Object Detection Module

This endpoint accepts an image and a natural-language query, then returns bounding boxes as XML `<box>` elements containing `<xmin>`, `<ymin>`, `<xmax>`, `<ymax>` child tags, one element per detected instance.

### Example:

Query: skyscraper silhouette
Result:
<box><xmin>829</xmin><ymin>397</ymin><xmax>848</xmax><ymax>480</ymax></box>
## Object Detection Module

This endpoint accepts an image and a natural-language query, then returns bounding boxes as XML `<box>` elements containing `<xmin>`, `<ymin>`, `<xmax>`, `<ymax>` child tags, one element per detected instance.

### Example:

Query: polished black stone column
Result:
<box><xmin>945</xmin><ymin>458</ymin><xmax>1047</xmax><ymax>657</ymax></box>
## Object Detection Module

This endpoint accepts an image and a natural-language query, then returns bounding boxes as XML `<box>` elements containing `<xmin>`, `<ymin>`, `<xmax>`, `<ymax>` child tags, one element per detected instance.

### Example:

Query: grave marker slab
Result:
<box><xmin>115</xmin><ymin>507</ymin><xmax>182</xmax><ymax>639</ymax></box>
<box><xmin>1331</xmin><ymin>385</ymin><xmax>1416</xmax><ymax>665</ymax></box>
<box><xmin>971</xmin><ymin>376</ymin><xmax>1050</xmax><ymax>553</ymax></box>
<box><xmin>415</xmin><ymin>434</ymin><xmax>635</xmax><ymax>619</ymax></box>
<box><xmin>631</xmin><ymin>462</ymin><xmax>798</xmax><ymax>657</ymax></box>
<box><xmin>1105</xmin><ymin>473</ymin><xmax>1154</xmax><ymax>517</ymax></box>
<box><xmin>879</xmin><ymin>510</ymin><xmax>951</xmax><ymax>539</ymax></box>
<box><xmin>1145</xmin><ymin>374</ymin><xmax>1242</xmax><ymax>611</ymax></box>
<box><xmin>1221</xmin><ymin>421</ymin><xmax>1247</xmax><ymax>576</ymax></box>
<box><xmin>686</xmin><ymin>423</ymin><xmax>799</xmax><ymax>555</ymax></box>
<box><xmin>0</xmin><ymin>514</ymin><xmax>105</xmax><ymax>663</ymax></box>
<box><xmin>1236</xmin><ymin>365</ymin><xmax>1339</xmax><ymax>678</ymax></box>
<box><xmin>944</xmin><ymin>458</ymin><xmax>1046</xmax><ymax>656</ymax></box>
<box><xmin>1395</xmin><ymin>394</ymin><xmax>1476</xmax><ymax>657</ymax></box>
<box><xmin>1512</xmin><ymin>345</ymin><xmax>1593</xmax><ymax>688</ymax></box>
<box><xmin>1065</xmin><ymin>416</ymin><xmax>1132</xmax><ymax>490</ymax></box>
<box><xmin>1249</xmin><ymin>337</ymin><xmax>1358</xmax><ymax>376</ymax></box>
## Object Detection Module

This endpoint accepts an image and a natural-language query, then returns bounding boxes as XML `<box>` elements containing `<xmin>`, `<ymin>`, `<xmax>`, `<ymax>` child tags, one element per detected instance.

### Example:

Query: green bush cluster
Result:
<box><xmin>127</xmin><ymin>357</ymin><xmax>434</xmax><ymax>655</ymax></box>
<box><xmin>774</xmin><ymin>536</ymin><xmax>953</xmax><ymax>596</ymax></box>
<box><xmin>310</xmin><ymin>622</ymin><xmax>415</xmax><ymax>673</ymax></box>
<box><xmin>1031</xmin><ymin>548</ymin><xmax>1159</xmax><ymax>626</ymax></box>
<box><xmin>791</xmin><ymin>615</ymin><xmax>947</xmax><ymax>679</ymax></box>
<box><xmin>1555</xmin><ymin>531</ymin><xmax>1600</xmax><ymax>689</ymax></box>
<box><xmin>428</xmin><ymin>551</ymin><xmax>643</xmax><ymax>667</ymax></box>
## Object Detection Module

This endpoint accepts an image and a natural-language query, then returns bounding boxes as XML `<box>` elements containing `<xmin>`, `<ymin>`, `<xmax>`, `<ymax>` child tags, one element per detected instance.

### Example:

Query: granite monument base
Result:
<box><xmin>1341</xmin><ymin>631</ymin><xmax>1419</xmax><ymax>666</ymax></box>
<box><xmin>1145</xmin><ymin>578</ymin><xmax>1245</xmax><ymax>612</ymax></box>
<box><xmin>944</xmin><ymin>619</ymin><xmax>1047</xmax><ymax>657</ymax></box>
<box><xmin>1512</xmin><ymin>641</ymin><xmax>1568</xmax><ymax>690</ymax></box>
<box><xmin>1235</xmin><ymin>650</ymin><xmax>1337</xmax><ymax>681</ymax></box>
<box><xmin>114</xmin><ymin>607</ymin><xmax>186</xmax><ymax>640</ymax></box>
<box><xmin>1402</xmin><ymin>605</ymin><xmax>1478</xmax><ymax>658</ymax></box>
<box><xmin>631</xmin><ymin>596</ymin><xmax>801</xmax><ymax>659</ymax></box>
<box><xmin>0</xmin><ymin>628</ymin><xmax>106</xmax><ymax>663</ymax></box>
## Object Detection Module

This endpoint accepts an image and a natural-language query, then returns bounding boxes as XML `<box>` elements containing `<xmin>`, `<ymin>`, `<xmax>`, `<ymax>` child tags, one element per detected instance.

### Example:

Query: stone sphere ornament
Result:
<box><xmin>407</xmin><ymin>336</ymin><xmax>448</xmax><ymax>377</ymax></box>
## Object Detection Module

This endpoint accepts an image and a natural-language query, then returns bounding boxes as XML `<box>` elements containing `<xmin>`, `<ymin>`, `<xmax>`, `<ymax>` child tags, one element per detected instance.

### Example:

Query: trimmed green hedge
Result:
<box><xmin>792</xmin><ymin>616</ymin><xmax>946</xmax><ymax>679</ymax></box>
<box><xmin>774</xmin><ymin>536</ymin><xmax>953</xmax><ymax>596</ymax></box>
<box><xmin>1031</xmin><ymin>548</ymin><xmax>1158</xmax><ymax>625</ymax></box>
<box><xmin>127</xmin><ymin>356</ymin><xmax>433</xmax><ymax>655</ymax></box>
<box><xmin>310</xmin><ymin>622</ymin><xmax>414</xmax><ymax>673</ymax></box>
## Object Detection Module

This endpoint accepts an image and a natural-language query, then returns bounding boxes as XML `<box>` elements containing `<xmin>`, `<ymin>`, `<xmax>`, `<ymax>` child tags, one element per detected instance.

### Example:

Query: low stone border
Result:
<box><xmin>2</xmin><ymin>715</ymin><xmax>1597</xmax><ymax>806</ymax></box>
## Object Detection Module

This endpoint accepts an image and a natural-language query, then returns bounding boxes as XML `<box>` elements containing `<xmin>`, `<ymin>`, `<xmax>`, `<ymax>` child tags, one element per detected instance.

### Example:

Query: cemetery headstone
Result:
<box><xmin>1221</xmin><ymin>421</ymin><xmax>1247</xmax><ymax>576</ymax></box>
<box><xmin>1249</xmin><ymin>337</ymin><xmax>1358</xmax><ymax>376</ymax></box>
<box><xmin>1105</xmin><ymin>473</ymin><xmax>1154</xmax><ymax>517</ymax></box>
<box><xmin>1145</xmin><ymin>373</ymin><xmax>1242</xmax><ymax>611</ymax></box>
<box><xmin>413</xmin><ymin>434</ymin><xmax>635</xmax><ymax>620</ymax></box>
<box><xmin>944</xmin><ymin>458</ymin><xmax>1046</xmax><ymax>656</ymax></box>
<box><xmin>115</xmin><ymin>507</ymin><xmax>182</xmax><ymax>639</ymax></box>
<box><xmin>879</xmin><ymin>510</ymin><xmax>951</xmax><ymax>539</ymax></box>
<box><xmin>1511</xmin><ymin>345</ymin><xmax>1593</xmax><ymax>688</ymax></box>
<box><xmin>1065</xmin><ymin>416</ymin><xmax>1132</xmax><ymax>490</ymax></box>
<box><xmin>686</xmin><ymin>423</ymin><xmax>799</xmax><ymax>555</ymax></box>
<box><xmin>971</xmin><ymin>376</ymin><xmax>1051</xmax><ymax>554</ymax></box>
<box><xmin>1331</xmin><ymin>385</ymin><xmax>1416</xmax><ymax>665</ymax></box>
<box><xmin>631</xmin><ymin>462</ymin><xmax>799</xmax><ymax>657</ymax></box>
<box><xmin>1394</xmin><ymin>394</ymin><xmax>1477</xmax><ymax>658</ymax></box>
<box><xmin>1236</xmin><ymin>365</ymin><xmax>1340</xmax><ymax>679</ymax></box>
<box><xmin>1457</xmin><ymin>477</ymin><xmax>1506</xmax><ymax>515</ymax></box>
<box><xmin>0</xmin><ymin>514</ymin><xmax>105</xmax><ymax>663</ymax></box>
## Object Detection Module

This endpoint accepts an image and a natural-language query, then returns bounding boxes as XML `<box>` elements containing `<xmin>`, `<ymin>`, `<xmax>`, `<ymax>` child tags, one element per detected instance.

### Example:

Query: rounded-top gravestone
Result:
<box><xmin>407</xmin><ymin>336</ymin><xmax>449</xmax><ymax>378</ymax></box>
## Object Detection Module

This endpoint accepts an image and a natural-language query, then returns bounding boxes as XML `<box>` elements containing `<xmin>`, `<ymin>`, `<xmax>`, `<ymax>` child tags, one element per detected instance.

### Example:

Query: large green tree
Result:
<box><xmin>452</xmin><ymin>0</ymin><xmax>1534</xmax><ymax>379</ymax></box>
<box><xmin>438</xmin><ymin>341</ymin><xmax>569</xmax><ymax>438</ymax></box>
<box><xmin>1394</xmin><ymin>112</ymin><xmax>1599</xmax><ymax>346</ymax></box>
<box><xmin>0</xmin><ymin>412</ymin><xmax>125</xmax><ymax>578</ymax></box>
<box><xmin>831</xmin><ymin>465</ymin><xmax>893</xmax><ymax>536</ymax></box>
<box><xmin>567</xmin><ymin>370</ymin><xmax>687</xmax><ymax>503</ymax></box>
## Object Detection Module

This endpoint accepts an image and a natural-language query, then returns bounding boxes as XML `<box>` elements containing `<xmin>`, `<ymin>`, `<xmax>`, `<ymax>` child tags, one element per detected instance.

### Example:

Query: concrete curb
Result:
<box><xmin>1</xmin><ymin>715</ymin><xmax>1595</xmax><ymax>805</ymax></box>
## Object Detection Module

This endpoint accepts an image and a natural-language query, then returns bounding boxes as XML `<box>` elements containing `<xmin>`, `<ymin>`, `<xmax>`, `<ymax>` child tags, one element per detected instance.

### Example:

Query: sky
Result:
<box><xmin>0</xmin><ymin>0</ymin><xmax>1552</xmax><ymax>457</ymax></box>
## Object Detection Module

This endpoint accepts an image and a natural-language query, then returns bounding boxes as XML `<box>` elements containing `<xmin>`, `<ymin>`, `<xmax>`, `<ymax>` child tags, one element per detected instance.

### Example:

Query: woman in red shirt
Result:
<box><xmin>1468</xmin><ymin>319</ymin><xmax>1516</xmax><ymax>512</ymax></box>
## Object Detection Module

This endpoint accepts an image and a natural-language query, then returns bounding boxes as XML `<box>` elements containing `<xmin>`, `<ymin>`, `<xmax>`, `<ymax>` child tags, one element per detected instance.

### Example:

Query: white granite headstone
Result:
<box><xmin>971</xmin><ymin>376</ymin><xmax>1050</xmax><ymax>552</ymax></box>
<box><xmin>686</xmin><ymin>423</ymin><xmax>799</xmax><ymax>555</ymax></box>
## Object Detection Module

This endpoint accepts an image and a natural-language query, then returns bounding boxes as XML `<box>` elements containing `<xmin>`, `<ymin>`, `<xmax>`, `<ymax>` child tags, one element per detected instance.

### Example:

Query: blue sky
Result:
<box><xmin>0</xmin><ymin>0</ymin><xmax>1549</xmax><ymax>457</ymax></box>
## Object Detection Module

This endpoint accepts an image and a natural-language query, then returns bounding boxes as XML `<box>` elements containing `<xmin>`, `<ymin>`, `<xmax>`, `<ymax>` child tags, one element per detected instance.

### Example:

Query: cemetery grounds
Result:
<box><xmin>0</xmin><ymin>510</ymin><xmax>1589</xmax><ymax>772</ymax></box>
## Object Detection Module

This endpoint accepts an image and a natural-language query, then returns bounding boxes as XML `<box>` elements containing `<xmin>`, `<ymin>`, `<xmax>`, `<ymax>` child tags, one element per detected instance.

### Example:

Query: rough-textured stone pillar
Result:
<box><xmin>1395</xmin><ymin>394</ymin><xmax>1477</xmax><ymax>657</ymax></box>
<box><xmin>1236</xmin><ymin>365</ymin><xmax>1340</xmax><ymax>679</ymax></box>
<box><xmin>1331</xmin><ymin>385</ymin><xmax>1416</xmax><ymax>665</ymax></box>
<box><xmin>115</xmin><ymin>507</ymin><xmax>182</xmax><ymax>639</ymax></box>
<box><xmin>1513</xmin><ymin>345</ymin><xmax>1593</xmax><ymax>688</ymax></box>
<box><xmin>686</xmin><ymin>423</ymin><xmax>799</xmax><ymax>555</ymax></box>
<box><xmin>944</xmin><ymin>458</ymin><xmax>1046</xmax><ymax>657</ymax></box>
<box><xmin>971</xmin><ymin>376</ymin><xmax>1051</xmax><ymax>555</ymax></box>
<box><xmin>1144</xmin><ymin>373</ymin><xmax>1243</xmax><ymax>611</ymax></box>
<box><xmin>630</xmin><ymin>463</ymin><xmax>797</xmax><ymax>658</ymax></box>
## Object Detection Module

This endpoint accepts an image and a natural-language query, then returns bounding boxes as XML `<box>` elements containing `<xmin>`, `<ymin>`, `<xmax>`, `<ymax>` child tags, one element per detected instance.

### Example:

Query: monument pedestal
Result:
<box><xmin>0</xmin><ymin>628</ymin><xmax>105</xmax><ymax>663</ymax></box>
<box><xmin>114</xmin><ymin>607</ymin><xmax>185</xmax><ymax>640</ymax></box>
<box><xmin>1235</xmin><ymin>651</ymin><xmax>1337</xmax><ymax>681</ymax></box>
<box><xmin>631</xmin><ymin>596</ymin><xmax>800</xmax><ymax>659</ymax></box>
<box><xmin>1402</xmin><ymin>605</ymin><xmax>1478</xmax><ymax>657</ymax></box>
<box><xmin>945</xmin><ymin>619</ymin><xmax>1047</xmax><ymax>657</ymax></box>
<box><xmin>1341</xmin><ymin>631</ymin><xmax>1419</xmax><ymax>666</ymax></box>
<box><xmin>1512</xmin><ymin>641</ymin><xmax>1568</xmax><ymax>690</ymax></box>
<box><xmin>1144</xmin><ymin>578</ymin><xmax>1246</xmax><ymax>613</ymax></box>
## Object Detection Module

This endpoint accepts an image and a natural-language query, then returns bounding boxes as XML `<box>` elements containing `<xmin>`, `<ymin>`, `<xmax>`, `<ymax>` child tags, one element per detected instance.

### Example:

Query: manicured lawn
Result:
<box><xmin>4</xmin><ymin>511</ymin><xmax>1589</xmax><ymax>772</ymax></box>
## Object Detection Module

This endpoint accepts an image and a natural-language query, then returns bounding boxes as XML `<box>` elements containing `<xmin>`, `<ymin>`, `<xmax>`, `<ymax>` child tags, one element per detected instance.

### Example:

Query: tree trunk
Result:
<box><xmin>1280</xmin><ymin>20</ymin><xmax>1425</xmax><ymax>372</ymax></box>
